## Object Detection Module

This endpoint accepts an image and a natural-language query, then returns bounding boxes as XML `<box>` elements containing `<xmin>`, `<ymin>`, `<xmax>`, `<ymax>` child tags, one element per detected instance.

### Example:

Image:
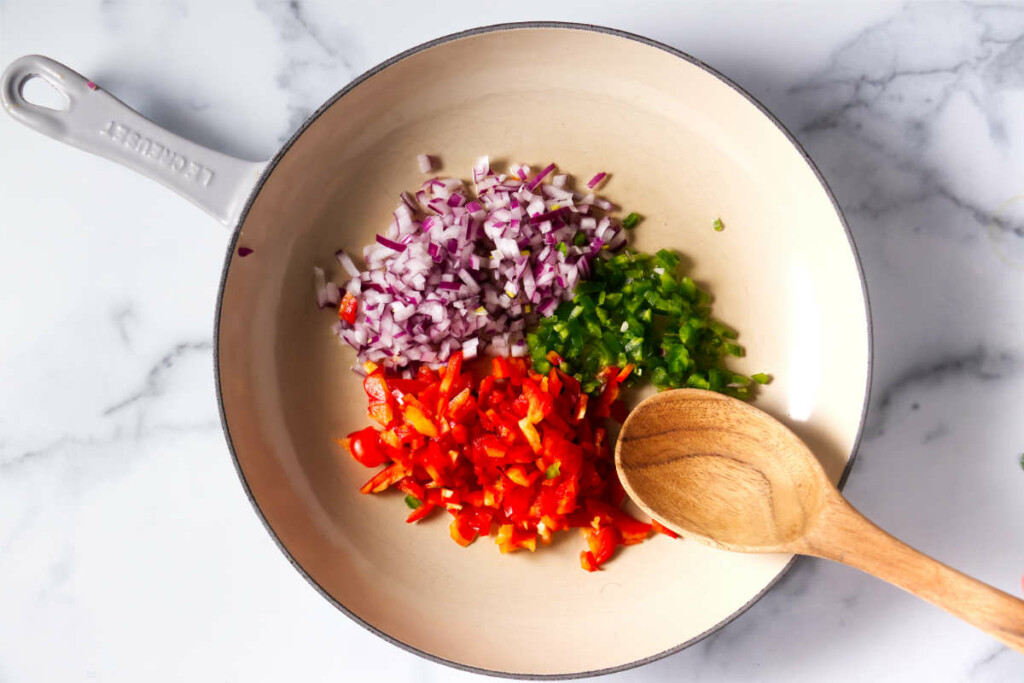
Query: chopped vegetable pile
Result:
<box><xmin>527</xmin><ymin>249</ymin><xmax>766</xmax><ymax>396</ymax></box>
<box><xmin>320</xmin><ymin>155</ymin><xmax>766</xmax><ymax>571</ymax></box>
<box><xmin>321</xmin><ymin>158</ymin><xmax>627</xmax><ymax>372</ymax></box>
<box><xmin>342</xmin><ymin>351</ymin><xmax>676</xmax><ymax>570</ymax></box>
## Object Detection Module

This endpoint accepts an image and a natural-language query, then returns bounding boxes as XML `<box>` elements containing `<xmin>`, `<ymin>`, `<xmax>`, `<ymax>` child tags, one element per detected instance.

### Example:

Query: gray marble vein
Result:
<box><xmin>864</xmin><ymin>346</ymin><xmax>1020</xmax><ymax>439</ymax></box>
<box><xmin>100</xmin><ymin>341</ymin><xmax>212</xmax><ymax>416</ymax></box>
<box><xmin>255</xmin><ymin>0</ymin><xmax>362</xmax><ymax>138</ymax></box>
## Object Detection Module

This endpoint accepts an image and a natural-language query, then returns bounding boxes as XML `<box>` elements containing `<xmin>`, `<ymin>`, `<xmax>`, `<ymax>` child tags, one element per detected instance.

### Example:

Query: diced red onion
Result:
<box><xmin>335</xmin><ymin>249</ymin><xmax>360</xmax><ymax>278</ymax></box>
<box><xmin>526</xmin><ymin>163</ymin><xmax>556</xmax><ymax>191</ymax></box>
<box><xmin>586</xmin><ymin>172</ymin><xmax>607</xmax><ymax>189</ymax></box>
<box><xmin>417</xmin><ymin>154</ymin><xmax>434</xmax><ymax>173</ymax></box>
<box><xmin>376</xmin><ymin>235</ymin><xmax>407</xmax><ymax>252</ymax></box>
<box><xmin>321</xmin><ymin>155</ymin><xmax>626</xmax><ymax>371</ymax></box>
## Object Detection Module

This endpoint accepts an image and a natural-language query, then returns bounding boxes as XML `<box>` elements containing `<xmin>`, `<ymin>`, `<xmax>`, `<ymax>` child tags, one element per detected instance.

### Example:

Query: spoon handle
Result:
<box><xmin>803</xmin><ymin>497</ymin><xmax>1024</xmax><ymax>654</ymax></box>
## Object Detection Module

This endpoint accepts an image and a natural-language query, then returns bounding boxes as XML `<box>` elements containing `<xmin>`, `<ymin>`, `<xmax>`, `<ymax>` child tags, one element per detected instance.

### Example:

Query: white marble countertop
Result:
<box><xmin>2</xmin><ymin>1</ymin><xmax>1024</xmax><ymax>681</ymax></box>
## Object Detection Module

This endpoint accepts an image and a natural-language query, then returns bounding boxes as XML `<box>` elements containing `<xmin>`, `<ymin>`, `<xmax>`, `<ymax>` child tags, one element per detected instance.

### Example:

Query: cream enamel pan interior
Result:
<box><xmin>3</xmin><ymin>23</ymin><xmax>870</xmax><ymax>679</ymax></box>
<box><xmin>219</xmin><ymin>26</ymin><xmax>869</xmax><ymax>676</ymax></box>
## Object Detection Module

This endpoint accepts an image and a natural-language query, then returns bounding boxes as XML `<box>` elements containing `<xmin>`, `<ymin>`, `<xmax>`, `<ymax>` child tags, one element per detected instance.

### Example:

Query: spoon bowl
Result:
<box><xmin>616</xmin><ymin>388</ymin><xmax>1024</xmax><ymax>654</ymax></box>
<box><xmin>616</xmin><ymin>389</ymin><xmax>827</xmax><ymax>552</ymax></box>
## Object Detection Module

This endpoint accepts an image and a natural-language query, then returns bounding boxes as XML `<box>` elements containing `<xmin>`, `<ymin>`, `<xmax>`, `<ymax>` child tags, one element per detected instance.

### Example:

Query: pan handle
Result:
<box><xmin>1</xmin><ymin>55</ymin><xmax>265</xmax><ymax>226</ymax></box>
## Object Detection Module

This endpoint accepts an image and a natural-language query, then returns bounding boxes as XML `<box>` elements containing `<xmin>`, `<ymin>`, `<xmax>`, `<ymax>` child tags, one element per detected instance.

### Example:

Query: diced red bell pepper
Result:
<box><xmin>416</xmin><ymin>365</ymin><xmax>438</xmax><ymax>383</ymax></box>
<box><xmin>492</xmin><ymin>356</ymin><xmax>512</xmax><ymax>379</ymax></box>
<box><xmin>553</xmin><ymin>478</ymin><xmax>579</xmax><ymax>515</ymax></box>
<box><xmin>522</xmin><ymin>379</ymin><xmax>554</xmax><ymax>424</ymax></box>
<box><xmin>479</xmin><ymin>435</ymin><xmax>507</xmax><ymax>459</ymax></box>
<box><xmin>465</xmin><ymin>509</ymin><xmax>493</xmax><ymax>536</ymax></box>
<box><xmin>367</xmin><ymin>400</ymin><xmax>396</xmax><ymax>427</ymax></box>
<box><xmin>342</xmin><ymin>353</ymin><xmax>657</xmax><ymax>571</ymax></box>
<box><xmin>548</xmin><ymin>368</ymin><xmax>563</xmax><ymax>396</ymax></box>
<box><xmin>650</xmin><ymin>519</ymin><xmax>680</xmax><ymax>539</ymax></box>
<box><xmin>447</xmin><ymin>388</ymin><xmax>476</xmax><ymax>424</ymax></box>
<box><xmin>573</xmin><ymin>394</ymin><xmax>589</xmax><ymax>422</ymax></box>
<box><xmin>580</xmin><ymin>550</ymin><xmax>599</xmax><ymax>572</ymax></box>
<box><xmin>363</xmin><ymin>370</ymin><xmax>390</xmax><ymax>403</ymax></box>
<box><xmin>406</xmin><ymin>501</ymin><xmax>436</xmax><ymax>523</ymax></box>
<box><xmin>438</xmin><ymin>351</ymin><xmax>463</xmax><ymax>399</ymax></box>
<box><xmin>615</xmin><ymin>364</ymin><xmax>635</xmax><ymax>383</ymax></box>
<box><xmin>380</xmin><ymin>429</ymin><xmax>401</xmax><ymax>449</ymax></box>
<box><xmin>338</xmin><ymin>292</ymin><xmax>358</xmax><ymax>324</ymax></box>
<box><xmin>505</xmin><ymin>464</ymin><xmax>537</xmax><ymax>487</ymax></box>
<box><xmin>359</xmin><ymin>463</ymin><xmax>407</xmax><ymax>494</ymax></box>
<box><xmin>403</xmin><ymin>404</ymin><xmax>439</xmax><ymax>438</ymax></box>
<box><xmin>496</xmin><ymin>524</ymin><xmax>537</xmax><ymax>552</ymax></box>
<box><xmin>582</xmin><ymin>525</ymin><xmax>620</xmax><ymax>569</ymax></box>
<box><xmin>450</xmin><ymin>423</ymin><xmax>469</xmax><ymax>444</ymax></box>
<box><xmin>387</xmin><ymin>378</ymin><xmax>429</xmax><ymax>395</ymax></box>
<box><xmin>495</xmin><ymin>524</ymin><xmax>515</xmax><ymax>552</ymax></box>
<box><xmin>615</xmin><ymin>515</ymin><xmax>653</xmax><ymax>545</ymax></box>
<box><xmin>517</xmin><ymin>417</ymin><xmax>542</xmax><ymax>454</ymax></box>
<box><xmin>450</xmin><ymin>510</ymin><xmax>480</xmax><ymax>547</ymax></box>
<box><xmin>396</xmin><ymin>477</ymin><xmax>426</xmax><ymax>502</ymax></box>
<box><xmin>501</xmin><ymin>483</ymin><xmax>532</xmax><ymax>519</ymax></box>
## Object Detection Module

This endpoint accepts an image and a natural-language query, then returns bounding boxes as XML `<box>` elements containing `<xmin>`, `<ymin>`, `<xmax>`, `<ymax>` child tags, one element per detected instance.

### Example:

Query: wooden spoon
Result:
<box><xmin>615</xmin><ymin>389</ymin><xmax>1024</xmax><ymax>653</ymax></box>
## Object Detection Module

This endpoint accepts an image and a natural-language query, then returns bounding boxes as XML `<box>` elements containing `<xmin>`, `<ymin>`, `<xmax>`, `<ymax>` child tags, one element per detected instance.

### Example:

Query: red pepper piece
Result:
<box><xmin>447</xmin><ymin>388</ymin><xmax>476</xmax><ymax>424</ymax></box>
<box><xmin>501</xmin><ymin>483</ymin><xmax>532</xmax><ymax>519</ymax></box>
<box><xmin>580</xmin><ymin>550</ymin><xmax>599</xmax><ymax>572</ymax></box>
<box><xmin>403</xmin><ymin>404</ymin><xmax>439</xmax><ymax>438</ymax></box>
<box><xmin>416</xmin><ymin>365</ymin><xmax>438</xmax><ymax>383</ymax></box>
<box><xmin>573</xmin><ymin>394</ymin><xmax>589</xmax><ymax>423</ymax></box>
<box><xmin>363</xmin><ymin>370</ymin><xmax>390</xmax><ymax>403</ymax></box>
<box><xmin>439</xmin><ymin>351</ymin><xmax>463</xmax><ymax>399</ymax></box>
<box><xmin>505</xmin><ymin>464</ymin><xmax>536</xmax><ymax>487</ymax></box>
<box><xmin>553</xmin><ymin>478</ymin><xmax>579</xmax><ymax>515</ymax></box>
<box><xmin>387</xmin><ymin>378</ymin><xmax>429</xmax><ymax>395</ymax></box>
<box><xmin>615</xmin><ymin>364</ymin><xmax>635</xmax><ymax>383</ymax></box>
<box><xmin>650</xmin><ymin>519</ymin><xmax>680</xmax><ymax>539</ymax></box>
<box><xmin>548</xmin><ymin>368</ymin><xmax>563</xmax><ymax>396</ymax></box>
<box><xmin>586</xmin><ymin>525</ymin><xmax>620</xmax><ymax>565</ymax></box>
<box><xmin>450</xmin><ymin>511</ymin><xmax>479</xmax><ymax>547</ymax></box>
<box><xmin>466</xmin><ymin>509</ymin><xmax>494</xmax><ymax>536</ymax></box>
<box><xmin>406</xmin><ymin>501</ymin><xmax>436</xmax><ymax>523</ymax></box>
<box><xmin>396</xmin><ymin>477</ymin><xmax>426</xmax><ymax>502</ymax></box>
<box><xmin>359</xmin><ymin>463</ymin><xmax>407</xmax><ymax>494</ymax></box>
<box><xmin>492</xmin><ymin>357</ymin><xmax>512</xmax><ymax>379</ymax></box>
<box><xmin>367</xmin><ymin>401</ymin><xmax>396</xmax><ymax>427</ymax></box>
<box><xmin>522</xmin><ymin>379</ymin><xmax>554</xmax><ymax>423</ymax></box>
<box><xmin>517</xmin><ymin>417</ymin><xmax>542</xmax><ymax>454</ymax></box>
<box><xmin>338</xmin><ymin>292</ymin><xmax>358</xmax><ymax>324</ymax></box>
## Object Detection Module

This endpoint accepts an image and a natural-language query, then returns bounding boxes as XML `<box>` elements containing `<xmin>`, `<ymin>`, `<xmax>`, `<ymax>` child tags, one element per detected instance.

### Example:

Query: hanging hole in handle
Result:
<box><xmin>20</xmin><ymin>74</ymin><xmax>69</xmax><ymax>111</ymax></box>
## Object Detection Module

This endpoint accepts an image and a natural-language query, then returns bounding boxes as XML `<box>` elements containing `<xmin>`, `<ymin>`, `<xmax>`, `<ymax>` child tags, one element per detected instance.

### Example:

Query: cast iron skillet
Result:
<box><xmin>1</xmin><ymin>22</ymin><xmax>871</xmax><ymax>678</ymax></box>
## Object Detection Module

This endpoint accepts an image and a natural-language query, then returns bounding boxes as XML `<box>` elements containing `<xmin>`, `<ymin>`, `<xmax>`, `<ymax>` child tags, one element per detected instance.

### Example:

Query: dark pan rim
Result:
<box><xmin>213</xmin><ymin>20</ymin><xmax>874</xmax><ymax>680</ymax></box>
